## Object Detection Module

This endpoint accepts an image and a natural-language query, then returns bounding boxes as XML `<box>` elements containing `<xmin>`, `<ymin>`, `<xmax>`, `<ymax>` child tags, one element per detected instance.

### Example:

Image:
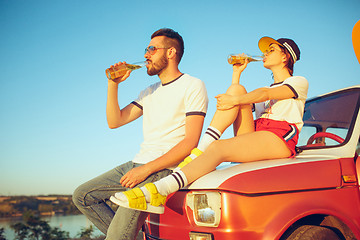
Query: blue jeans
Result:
<box><xmin>72</xmin><ymin>161</ymin><xmax>171</xmax><ymax>240</ymax></box>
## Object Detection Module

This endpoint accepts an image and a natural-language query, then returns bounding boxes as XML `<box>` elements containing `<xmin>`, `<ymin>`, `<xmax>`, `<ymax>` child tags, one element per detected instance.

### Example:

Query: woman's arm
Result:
<box><xmin>231</xmin><ymin>57</ymin><xmax>249</xmax><ymax>84</ymax></box>
<box><xmin>216</xmin><ymin>85</ymin><xmax>295</xmax><ymax>110</ymax></box>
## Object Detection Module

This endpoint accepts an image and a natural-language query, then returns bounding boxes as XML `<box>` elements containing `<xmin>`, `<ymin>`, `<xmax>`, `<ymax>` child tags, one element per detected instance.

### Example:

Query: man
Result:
<box><xmin>72</xmin><ymin>28</ymin><xmax>208</xmax><ymax>240</ymax></box>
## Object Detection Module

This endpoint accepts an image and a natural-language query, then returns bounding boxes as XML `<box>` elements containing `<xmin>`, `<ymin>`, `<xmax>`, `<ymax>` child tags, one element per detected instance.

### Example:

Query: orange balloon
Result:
<box><xmin>352</xmin><ymin>20</ymin><xmax>360</xmax><ymax>64</ymax></box>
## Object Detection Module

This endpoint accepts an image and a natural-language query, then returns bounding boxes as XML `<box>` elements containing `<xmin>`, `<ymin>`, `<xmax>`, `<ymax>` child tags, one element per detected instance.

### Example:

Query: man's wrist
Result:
<box><xmin>143</xmin><ymin>163</ymin><xmax>156</xmax><ymax>175</ymax></box>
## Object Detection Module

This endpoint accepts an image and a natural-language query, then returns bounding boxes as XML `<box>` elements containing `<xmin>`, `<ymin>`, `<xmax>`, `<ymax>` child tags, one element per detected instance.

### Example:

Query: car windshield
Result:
<box><xmin>298</xmin><ymin>88</ymin><xmax>360</xmax><ymax>149</ymax></box>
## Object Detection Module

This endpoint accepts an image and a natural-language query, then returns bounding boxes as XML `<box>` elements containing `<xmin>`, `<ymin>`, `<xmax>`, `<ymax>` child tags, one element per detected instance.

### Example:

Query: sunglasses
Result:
<box><xmin>263</xmin><ymin>46</ymin><xmax>283</xmax><ymax>56</ymax></box>
<box><xmin>144</xmin><ymin>46</ymin><xmax>169</xmax><ymax>55</ymax></box>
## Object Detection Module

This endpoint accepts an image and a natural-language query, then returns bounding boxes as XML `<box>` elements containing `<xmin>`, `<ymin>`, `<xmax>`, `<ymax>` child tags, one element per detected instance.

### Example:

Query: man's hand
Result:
<box><xmin>120</xmin><ymin>165</ymin><xmax>151</xmax><ymax>188</ymax></box>
<box><xmin>109</xmin><ymin>61</ymin><xmax>131</xmax><ymax>84</ymax></box>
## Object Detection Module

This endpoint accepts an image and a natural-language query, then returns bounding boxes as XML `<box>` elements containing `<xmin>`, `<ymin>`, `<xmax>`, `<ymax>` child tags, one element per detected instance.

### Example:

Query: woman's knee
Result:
<box><xmin>226</xmin><ymin>84</ymin><xmax>247</xmax><ymax>96</ymax></box>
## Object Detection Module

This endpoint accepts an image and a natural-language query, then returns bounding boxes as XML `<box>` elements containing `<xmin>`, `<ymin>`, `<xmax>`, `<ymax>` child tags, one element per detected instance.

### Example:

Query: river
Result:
<box><xmin>0</xmin><ymin>214</ymin><xmax>104</xmax><ymax>239</ymax></box>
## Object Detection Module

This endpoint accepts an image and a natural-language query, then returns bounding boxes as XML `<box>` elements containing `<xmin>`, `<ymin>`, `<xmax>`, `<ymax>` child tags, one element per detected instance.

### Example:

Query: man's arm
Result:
<box><xmin>106</xmin><ymin>80</ymin><xmax>143</xmax><ymax>129</ymax></box>
<box><xmin>120</xmin><ymin>114</ymin><xmax>205</xmax><ymax>188</ymax></box>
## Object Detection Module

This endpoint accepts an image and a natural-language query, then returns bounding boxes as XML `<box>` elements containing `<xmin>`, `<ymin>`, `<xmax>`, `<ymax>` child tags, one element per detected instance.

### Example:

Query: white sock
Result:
<box><xmin>114</xmin><ymin>170</ymin><xmax>188</xmax><ymax>203</ymax></box>
<box><xmin>173</xmin><ymin>126</ymin><xmax>222</xmax><ymax>172</ymax></box>
<box><xmin>197</xmin><ymin>126</ymin><xmax>222</xmax><ymax>152</ymax></box>
<box><xmin>154</xmin><ymin>170</ymin><xmax>188</xmax><ymax>196</ymax></box>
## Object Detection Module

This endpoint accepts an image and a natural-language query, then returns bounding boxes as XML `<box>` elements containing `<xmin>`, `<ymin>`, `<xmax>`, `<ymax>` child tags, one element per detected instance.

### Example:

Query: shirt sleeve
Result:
<box><xmin>184</xmin><ymin>79</ymin><xmax>208</xmax><ymax>117</ymax></box>
<box><xmin>284</xmin><ymin>76</ymin><xmax>309</xmax><ymax>100</ymax></box>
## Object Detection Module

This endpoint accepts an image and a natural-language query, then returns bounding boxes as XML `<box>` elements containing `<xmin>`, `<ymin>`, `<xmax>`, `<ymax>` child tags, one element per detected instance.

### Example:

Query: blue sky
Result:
<box><xmin>1</xmin><ymin>0</ymin><xmax>359</xmax><ymax>195</ymax></box>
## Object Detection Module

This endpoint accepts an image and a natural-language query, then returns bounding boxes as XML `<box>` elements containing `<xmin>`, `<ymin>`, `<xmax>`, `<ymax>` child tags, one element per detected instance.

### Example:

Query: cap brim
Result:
<box><xmin>258</xmin><ymin>37</ymin><xmax>281</xmax><ymax>53</ymax></box>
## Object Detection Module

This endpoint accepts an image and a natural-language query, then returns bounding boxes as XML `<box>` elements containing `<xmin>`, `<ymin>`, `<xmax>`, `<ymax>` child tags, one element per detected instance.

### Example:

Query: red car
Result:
<box><xmin>142</xmin><ymin>85</ymin><xmax>360</xmax><ymax>240</ymax></box>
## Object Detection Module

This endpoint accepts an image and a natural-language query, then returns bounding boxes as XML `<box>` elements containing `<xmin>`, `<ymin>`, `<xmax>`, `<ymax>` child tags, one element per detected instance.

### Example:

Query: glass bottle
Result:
<box><xmin>105</xmin><ymin>61</ymin><xmax>147</xmax><ymax>80</ymax></box>
<box><xmin>227</xmin><ymin>54</ymin><xmax>263</xmax><ymax>65</ymax></box>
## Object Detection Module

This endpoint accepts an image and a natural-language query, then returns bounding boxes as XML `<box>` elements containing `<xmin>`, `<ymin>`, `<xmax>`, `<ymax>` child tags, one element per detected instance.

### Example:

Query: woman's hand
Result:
<box><xmin>120</xmin><ymin>165</ymin><xmax>151</xmax><ymax>188</ymax></box>
<box><xmin>233</xmin><ymin>54</ymin><xmax>249</xmax><ymax>72</ymax></box>
<box><xmin>231</xmin><ymin>54</ymin><xmax>249</xmax><ymax>84</ymax></box>
<box><xmin>215</xmin><ymin>93</ymin><xmax>238</xmax><ymax>110</ymax></box>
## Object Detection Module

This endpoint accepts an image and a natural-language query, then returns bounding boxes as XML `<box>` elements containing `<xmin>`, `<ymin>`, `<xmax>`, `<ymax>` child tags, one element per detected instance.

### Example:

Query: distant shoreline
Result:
<box><xmin>0</xmin><ymin>195</ymin><xmax>81</xmax><ymax>220</ymax></box>
<box><xmin>0</xmin><ymin>216</ymin><xmax>22</xmax><ymax>222</ymax></box>
<box><xmin>0</xmin><ymin>213</ymin><xmax>82</xmax><ymax>221</ymax></box>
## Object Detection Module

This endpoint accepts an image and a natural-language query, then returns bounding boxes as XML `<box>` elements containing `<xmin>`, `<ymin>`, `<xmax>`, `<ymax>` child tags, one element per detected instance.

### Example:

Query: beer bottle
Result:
<box><xmin>106</xmin><ymin>61</ymin><xmax>147</xmax><ymax>80</ymax></box>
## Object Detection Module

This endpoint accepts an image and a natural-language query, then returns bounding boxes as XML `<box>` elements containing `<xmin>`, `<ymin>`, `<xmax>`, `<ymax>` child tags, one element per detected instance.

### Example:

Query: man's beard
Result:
<box><xmin>147</xmin><ymin>54</ymin><xmax>168</xmax><ymax>76</ymax></box>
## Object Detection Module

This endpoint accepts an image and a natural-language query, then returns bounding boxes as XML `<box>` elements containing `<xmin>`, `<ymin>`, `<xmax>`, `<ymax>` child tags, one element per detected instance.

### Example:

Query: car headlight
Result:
<box><xmin>186</xmin><ymin>191</ymin><xmax>221</xmax><ymax>227</ymax></box>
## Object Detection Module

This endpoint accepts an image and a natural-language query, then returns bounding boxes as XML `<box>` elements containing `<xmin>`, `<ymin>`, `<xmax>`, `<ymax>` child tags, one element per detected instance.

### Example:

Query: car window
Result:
<box><xmin>298</xmin><ymin>88</ymin><xmax>360</xmax><ymax>149</ymax></box>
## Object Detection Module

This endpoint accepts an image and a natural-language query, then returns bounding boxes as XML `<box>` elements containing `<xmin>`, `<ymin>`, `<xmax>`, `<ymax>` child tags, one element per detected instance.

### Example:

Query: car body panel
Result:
<box><xmin>144</xmin><ymin>86</ymin><xmax>360</xmax><ymax>240</ymax></box>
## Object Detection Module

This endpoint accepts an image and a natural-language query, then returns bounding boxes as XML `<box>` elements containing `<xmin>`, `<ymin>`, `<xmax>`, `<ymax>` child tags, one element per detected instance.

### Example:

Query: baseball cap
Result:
<box><xmin>258</xmin><ymin>37</ymin><xmax>300</xmax><ymax>62</ymax></box>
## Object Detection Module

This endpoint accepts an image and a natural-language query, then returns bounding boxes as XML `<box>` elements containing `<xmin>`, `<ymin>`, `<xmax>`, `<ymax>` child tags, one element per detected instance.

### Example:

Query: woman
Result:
<box><xmin>110</xmin><ymin>36</ymin><xmax>309</xmax><ymax>214</ymax></box>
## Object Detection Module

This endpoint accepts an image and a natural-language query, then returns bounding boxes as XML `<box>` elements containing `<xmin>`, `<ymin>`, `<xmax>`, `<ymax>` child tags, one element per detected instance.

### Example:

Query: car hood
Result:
<box><xmin>187</xmin><ymin>155</ymin><xmax>342</xmax><ymax>194</ymax></box>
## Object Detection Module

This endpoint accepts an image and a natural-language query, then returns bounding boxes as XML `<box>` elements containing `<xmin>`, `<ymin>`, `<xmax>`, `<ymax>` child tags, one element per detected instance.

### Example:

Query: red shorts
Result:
<box><xmin>254</xmin><ymin>118</ymin><xmax>299</xmax><ymax>157</ymax></box>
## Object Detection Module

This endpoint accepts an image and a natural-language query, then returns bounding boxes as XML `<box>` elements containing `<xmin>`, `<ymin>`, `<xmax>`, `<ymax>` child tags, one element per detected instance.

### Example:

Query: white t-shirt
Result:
<box><xmin>255</xmin><ymin>76</ymin><xmax>309</xmax><ymax>130</ymax></box>
<box><xmin>131</xmin><ymin>74</ymin><xmax>208</xmax><ymax>165</ymax></box>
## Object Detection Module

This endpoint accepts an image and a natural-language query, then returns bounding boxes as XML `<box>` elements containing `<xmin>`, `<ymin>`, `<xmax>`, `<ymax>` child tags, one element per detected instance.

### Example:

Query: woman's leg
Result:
<box><xmin>175</xmin><ymin>83</ymin><xmax>254</xmax><ymax>171</ymax></box>
<box><xmin>112</xmin><ymin>131</ymin><xmax>291</xmax><ymax>211</ymax></box>
<box><xmin>181</xmin><ymin>130</ymin><xmax>291</xmax><ymax>183</ymax></box>
<box><xmin>178</xmin><ymin>83</ymin><xmax>254</xmax><ymax>169</ymax></box>
<box><xmin>232</xmin><ymin>95</ymin><xmax>254</xmax><ymax>136</ymax></box>
<box><xmin>209</xmin><ymin>83</ymin><xmax>254</xmax><ymax>134</ymax></box>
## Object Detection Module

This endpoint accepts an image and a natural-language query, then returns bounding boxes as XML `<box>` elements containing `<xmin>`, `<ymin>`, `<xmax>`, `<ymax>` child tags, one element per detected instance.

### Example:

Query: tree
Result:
<box><xmin>11</xmin><ymin>211</ymin><xmax>70</xmax><ymax>240</ymax></box>
<box><xmin>0</xmin><ymin>227</ymin><xmax>7</xmax><ymax>240</ymax></box>
<box><xmin>76</xmin><ymin>225</ymin><xmax>94</xmax><ymax>240</ymax></box>
<box><xmin>11</xmin><ymin>222</ymin><xmax>29</xmax><ymax>240</ymax></box>
<box><xmin>49</xmin><ymin>227</ymin><xmax>70</xmax><ymax>240</ymax></box>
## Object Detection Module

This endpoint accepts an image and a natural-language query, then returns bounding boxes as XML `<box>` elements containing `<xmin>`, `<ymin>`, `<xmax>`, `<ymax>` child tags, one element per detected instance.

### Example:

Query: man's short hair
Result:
<box><xmin>151</xmin><ymin>28</ymin><xmax>184</xmax><ymax>63</ymax></box>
